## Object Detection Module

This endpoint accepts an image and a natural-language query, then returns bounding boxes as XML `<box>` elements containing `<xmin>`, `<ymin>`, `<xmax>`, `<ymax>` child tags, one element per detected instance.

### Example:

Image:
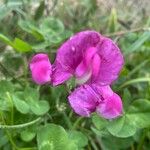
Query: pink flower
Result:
<box><xmin>68</xmin><ymin>84</ymin><xmax>123</xmax><ymax>119</ymax></box>
<box><xmin>29</xmin><ymin>53</ymin><xmax>52</xmax><ymax>85</ymax></box>
<box><xmin>29</xmin><ymin>30</ymin><xmax>124</xmax><ymax>119</ymax></box>
<box><xmin>52</xmin><ymin>30</ymin><xmax>124</xmax><ymax>86</ymax></box>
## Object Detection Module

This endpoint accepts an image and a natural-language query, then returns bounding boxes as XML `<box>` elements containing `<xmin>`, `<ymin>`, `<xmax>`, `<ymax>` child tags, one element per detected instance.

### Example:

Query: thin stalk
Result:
<box><xmin>89</xmin><ymin>136</ymin><xmax>99</xmax><ymax>150</ymax></box>
<box><xmin>23</xmin><ymin>56</ymin><xmax>29</xmax><ymax>86</ymax></box>
<box><xmin>18</xmin><ymin>147</ymin><xmax>37</xmax><ymax>150</ymax></box>
<box><xmin>0</xmin><ymin>117</ymin><xmax>41</xmax><ymax>129</ymax></box>
<box><xmin>105</xmin><ymin>27</ymin><xmax>150</xmax><ymax>37</ymax></box>
<box><xmin>64</xmin><ymin>83</ymin><xmax>71</xmax><ymax>94</ymax></box>
<box><xmin>131</xmin><ymin>144</ymin><xmax>135</xmax><ymax>150</ymax></box>
<box><xmin>0</xmin><ymin>62</ymin><xmax>24</xmax><ymax>86</ymax></box>
<box><xmin>62</xmin><ymin>112</ymin><xmax>72</xmax><ymax>129</ymax></box>
<box><xmin>119</xmin><ymin>77</ymin><xmax>150</xmax><ymax>89</ymax></box>
<box><xmin>72</xmin><ymin>117</ymin><xmax>83</xmax><ymax>130</ymax></box>
<box><xmin>69</xmin><ymin>110</ymin><xmax>73</xmax><ymax>119</ymax></box>
<box><xmin>80</xmin><ymin>127</ymin><xmax>93</xmax><ymax>136</ymax></box>
<box><xmin>0</xmin><ymin>110</ymin><xmax>39</xmax><ymax>149</ymax></box>
<box><xmin>88</xmin><ymin>144</ymin><xmax>92</xmax><ymax>150</ymax></box>
<box><xmin>6</xmin><ymin>92</ymin><xmax>14</xmax><ymax>125</ymax></box>
<box><xmin>0</xmin><ymin>110</ymin><xmax>18</xmax><ymax>150</ymax></box>
<box><xmin>127</xmin><ymin>59</ymin><xmax>150</xmax><ymax>79</ymax></box>
<box><xmin>137</xmin><ymin>129</ymin><xmax>147</xmax><ymax>150</ymax></box>
<box><xmin>5</xmin><ymin>130</ymin><xmax>18</xmax><ymax>150</ymax></box>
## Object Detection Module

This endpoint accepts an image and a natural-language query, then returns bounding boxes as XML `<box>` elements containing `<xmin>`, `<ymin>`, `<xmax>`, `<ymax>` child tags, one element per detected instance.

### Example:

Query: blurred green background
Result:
<box><xmin>0</xmin><ymin>0</ymin><xmax>150</xmax><ymax>150</ymax></box>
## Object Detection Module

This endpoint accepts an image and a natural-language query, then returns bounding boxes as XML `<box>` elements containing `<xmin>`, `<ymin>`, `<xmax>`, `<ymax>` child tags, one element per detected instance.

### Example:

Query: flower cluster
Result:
<box><xmin>29</xmin><ymin>30</ymin><xmax>124</xmax><ymax>119</ymax></box>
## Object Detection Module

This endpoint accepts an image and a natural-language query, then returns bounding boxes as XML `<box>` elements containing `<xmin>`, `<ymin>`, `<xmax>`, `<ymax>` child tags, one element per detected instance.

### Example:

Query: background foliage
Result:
<box><xmin>0</xmin><ymin>0</ymin><xmax>150</xmax><ymax>149</ymax></box>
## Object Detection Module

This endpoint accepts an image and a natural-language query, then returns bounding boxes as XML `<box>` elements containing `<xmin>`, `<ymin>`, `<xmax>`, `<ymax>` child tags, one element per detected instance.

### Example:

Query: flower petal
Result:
<box><xmin>96</xmin><ymin>87</ymin><xmax>123</xmax><ymax>119</ymax></box>
<box><xmin>76</xmin><ymin>70</ymin><xmax>92</xmax><ymax>85</ymax></box>
<box><xmin>75</xmin><ymin>61</ymin><xmax>87</xmax><ymax>78</ymax></box>
<box><xmin>53</xmin><ymin>30</ymin><xmax>124</xmax><ymax>86</ymax></box>
<box><xmin>96</xmin><ymin>38</ymin><xmax>124</xmax><ymax>85</ymax></box>
<box><xmin>51</xmin><ymin>62</ymin><xmax>72</xmax><ymax>86</ymax></box>
<box><xmin>29</xmin><ymin>53</ymin><xmax>52</xmax><ymax>85</ymax></box>
<box><xmin>68</xmin><ymin>85</ymin><xmax>99</xmax><ymax>117</ymax></box>
<box><xmin>53</xmin><ymin>31</ymin><xmax>101</xmax><ymax>85</ymax></box>
<box><xmin>84</xmin><ymin>47</ymin><xmax>97</xmax><ymax>65</ymax></box>
<box><xmin>92</xmin><ymin>85</ymin><xmax>113</xmax><ymax>99</ymax></box>
<box><xmin>91</xmin><ymin>54</ymin><xmax>101</xmax><ymax>80</ymax></box>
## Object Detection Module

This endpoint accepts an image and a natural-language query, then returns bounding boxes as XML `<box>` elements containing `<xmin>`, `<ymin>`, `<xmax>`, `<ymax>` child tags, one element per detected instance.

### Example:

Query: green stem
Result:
<box><xmin>69</xmin><ymin>110</ymin><xmax>73</xmax><ymax>119</ymax></box>
<box><xmin>131</xmin><ymin>144</ymin><xmax>135</xmax><ymax>150</ymax></box>
<box><xmin>0</xmin><ymin>111</ymin><xmax>39</xmax><ymax>149</ymax></box>
<box><xmin>137</xmin><ymin>129</ymin><xmax>147</xmax><ymax>150</ymax></box>
<box><xmin>80</xmin><ymin>127</ymin><xmax>93</xmax><ymax>136</ymax></box>
<box><xmin>23</xmin><ymin>56</ymin><xmax>29</xmax><ymax>86</ymax></box>
<box><xmin>127</xmin><ymin>59</ymin><xmax>150</xmax><ymax>79</ymax></box>
<box><xmin>88</xmin><ymin>144</ymin><xmax>92</xmax><ymax>150</ymax></box>
<box><xmin>5</xmin><ymin>130</ymin><xmax>19</xmax><ymax>150</ymax></box>
<box><xmin>89</xmin><ymin>136</ymin><xmax>99</xmax><ymax>150</ymax></box>
<box><xmin>0</xmin><ymin>117</ymin><xmax>41</xmax><ymax>129</ymax></box>
<box><xmin>0</xmin><ymin>62</ymin><xmax>24</xmax><ymax>86</ymax></box>
<box><xmin>62</xmin><ymin>112</ymin><xmax>72</xmax><ymax>129</ymax></box>
<box><xmin>118</xmin><ymin>77</ymin><xmax>150</xmax><ymax>89</ymax></box>
<box><xmin>6</xmin><ymin>92</ymin><xmax>14</xmax><ymax>125</ymax></box>
<box><xmin>105</xmin><ymin>27</ymin><xmax>150</xmax><ymax>37</ymax></box>
<box><xmin>72</xmin><ymin>117</ymin><xmax>83</xmax><ymax>129</ymax></box>
<box><xmin>0</xmin><ymin>110</ymin><xmax>18</xmax><ymax>150</ymax></box>
<box><xmin>18</xmin><ymin>147</ymin><xmax>37</xmax><ymax>150</ymax></box>
<box><xmin>64</xmin><ymin>83</ymin><xmax>71</xmax><ymax>94</ymax></box>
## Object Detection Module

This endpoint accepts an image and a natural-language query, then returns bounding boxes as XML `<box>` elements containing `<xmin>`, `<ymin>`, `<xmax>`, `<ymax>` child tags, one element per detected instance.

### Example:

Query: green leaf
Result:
<box><xmin>92</xmin><ymin>114</ymin><xmax>108</xmax><ymax>130</ymax></box>
<box><xmin>120</xmin><ymin>77</ymin><xmax>150</xmax><ymax>88</ymax></box>
<box><xmin>12</xmin><ymin>95</ymin><xmax>30</xmax><ymax>114</ymax></box>
<box><xmin>91</xmin><ymin>127</ymin><xmax>110</xmax><ymax>136</ymax></box>
<box><xmin>68</xmin><ymin>131</ymin><xmax>88</xmax><ymax>148</ymax></box>
<box><xmin>2</xmin><ymin>52</ymin><xmax>24</xmax><ymax>71</ymax></box>
<box><xmin>18</xmin><ymin>20</ymin><xmax>44</xmax><ymax>41</ymax></box>
<box><xmin>24</xmin><ymin>87</ymin><xmax>49</xmax><ymax>115</ymax></box>
<box><xmin>127</xmin><ymin>100</ymin><xmax>150</xmax><ymax>128</ymax></box>
<box><xmin>0</xmin><ymin>98</ymin><xmax>11</xmax><ymax>111</ymax></box>
<box><xmin>34</xmin><ymin>1</ymin><xmax>45</xmax><ymax>20</ymax></box>
<box><xmin>107</xmin><ymin>115</ymin><xmax>136</xmax><ymax>138</ymax></box>
<box><xmin>39</xmin><ymin>17</ymin><xmax>65</xmax><ymax>44</ymax></box>
<box><xmin>0</xmin><ymin>2</ymin><xmax>22</xmax><ymax>20</ymax></box>
<box><xmin>20</xmin><ymin>129</ymin><xmax>36</xmax><ymax>142</ymax></box>
<box><xmin>0</xmin><ymin>34</ymin><xmax>13</xmax><ymax>46</ymax></box>
<box><xmin>37</xmin><ymin>124</ymin><xmax>77</xmax><ymax>150</ymax></box>
<box><xmin>29</xmin><ymin>100</ymin><xmax>50</xmax><ymax>115</ymax></box>
<box><xmin>0</xmin><ymin>130</ymin><xmax>8</xmax><ymax>148</ymax></box>
<box><xmin>32</xmin><ymin>41</ymin><xmax>50</xmax><ymax>51</ymax></box>
<box><xmin>108</xmin><ymin>8</ymin><xmax>117</xmax><ymax>33</ymax></box>
<box><xmin>59</xmin><ymin>30</ymin><xmax>73</xmax><ymax>40</ymax></box>
<box><xmin>0</xmin><ymin>80</ymin><xmax>14</xmax><ymax>98</ymax></box>
<box><xmin>0</xmin><ymin>81</ymin><xmax>14</xmax><ymax>111</ymax></box>
<box><xmin>13</xmin><ymin>38</ymin><xmax>32</xmax><ymax>52</ymax></box>
<box><xmin>28</xmin><ymin>27</ymin><xmax>44</xmax><ymax>41</ymax></box>
<box><xmin>100</xmin><ymin>135</ymin><xmax>134</xmax><ymax>150</ymax></box>
<box><xmin>40</xmin><ymin>17</ymin><xmax>64</xmax><ymax>34</ymax></box>
<box><xmin>0</xmin><ymin>5</ymin><xmax>11</xmax><ymax>21</ymax></box>
<box><xmin>48</xmin><ymin>34</ymin><xmax>63</xmax><ymax>44</ymax></box>
<box><xmin>127</xmin><ymin>59</ymin><xmax>150</xmax><ymax>78</ymax></box>
<box><xmin>48</xmin><ymin>30</ymin><xmax>73</xmax><ymax>45</ymax></box>
<box><xmin>122</xmin><ymin>88</ymin><xmax>132</xmax><ymax>110</ymax></box>
<box><xmin>0</xmin><ymin>34</ymin><xmax>32</xmax><ymax>52</ymax></box>
<box><xmin>126</xmin><ymin>32</ymin><xmax>150</xmax><ymax>54</ymax></box>
<box><xmin>24</xmin><ymin>87</ymin><xmax>39</xmax><ymax>101</ymax></box>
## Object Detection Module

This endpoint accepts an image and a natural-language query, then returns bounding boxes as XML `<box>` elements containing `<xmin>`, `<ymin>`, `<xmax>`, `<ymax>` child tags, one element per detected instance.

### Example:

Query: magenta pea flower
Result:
<box><xmin>52</xmin><ymin>30</ymin><xmax>124</xmax><ymax>86</ymax></box>
<box><xmin>29</xmin><ymin>53</ymin><xmax>52</xmax><ymax>85</ymax></box>
<box><xmin>29</xmin><ymin>30</ymin><xmax>124</xmax><ymax>119</ymax></box>
<box><xmin>68</xmin><ymin>84</ymin><xmax>123</xmax><ymax>119</ymax></box>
